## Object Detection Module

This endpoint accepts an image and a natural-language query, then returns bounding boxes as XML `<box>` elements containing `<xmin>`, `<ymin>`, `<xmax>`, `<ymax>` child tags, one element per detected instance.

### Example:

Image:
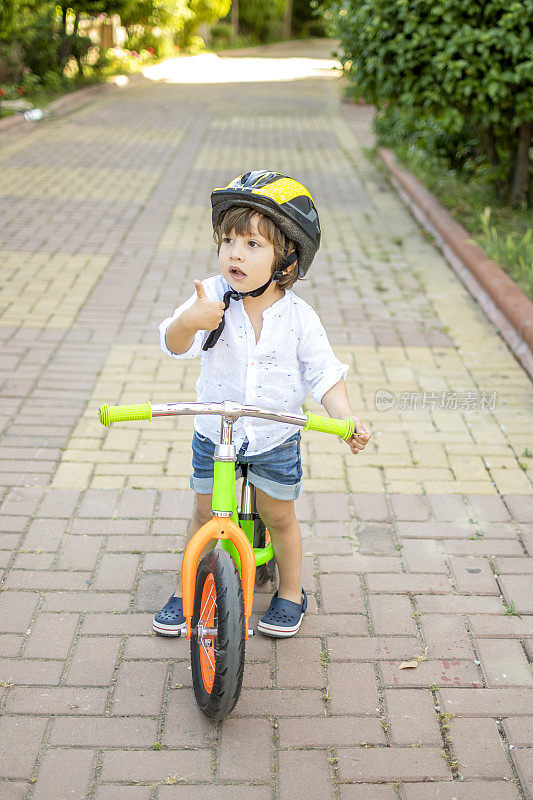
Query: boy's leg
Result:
<box><xmin>172</xmin><ymin>491</ymin><xmax>214</xmax><ymax>597</ymax></box>
<box><xmin>153</xmin><ymin>492</ymin><xmax>213</xmax><ymax>635</ymax></box>
<box><xmin>255</xmin><ymin>489</ymin><xmax>302</xmax><ymax>604</ymax></box>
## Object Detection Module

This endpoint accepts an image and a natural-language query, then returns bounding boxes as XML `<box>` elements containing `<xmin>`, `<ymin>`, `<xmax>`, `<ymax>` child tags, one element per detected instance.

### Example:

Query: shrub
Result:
<box><xmin>320</xmin><ymin>0</ymin><xmax>533</xmax><ymax>205</ymax></box>
<box><xmin>373</xmin><ymin>106</ymin><xmax>481</xmax><ymax>175</ymax></box>
<box><xmin>210</xmin><ymin>21</ymin><xmax>232</xmax><ymax>41</ymax></box>
<box><xmin>16</xmin><ymin>6</ymin><xmax>60</xmax><ymax>78</ymax></box>
<box><xmin>0</xmin><ymin>40</ymin><xmax>24</xmax><ymax>84</ymax></box>
<box><xmin>239</xmin><ymin>0</ymin><xmax>284</xmax><ymax>42</ymax></box>
<box><xmin>125</xmin><ymin>27</ymin><xmax>174</xmax><ymax>59</ymax></box>
<box><xmin>293</xmin><ymin>0</ymin><xmax>324</xmax><ymax>36</ymax></box>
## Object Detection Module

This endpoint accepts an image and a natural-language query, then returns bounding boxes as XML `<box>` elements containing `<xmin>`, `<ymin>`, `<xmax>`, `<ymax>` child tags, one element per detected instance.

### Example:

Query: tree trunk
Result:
<box><xmin>481</xmin><ymin>124</ymin><xmax>506</xmax><ymax>201</ymax></box>
<box><xmin>481</xmin><ymin>124</ymin><xmax>499</xmax><ymax>168</ymax></box>
<box><xmin>283</xmin><ymin>0</ymin><xmax>293</xmax><ymax>38</ymax></box>
<box><xmin>510</xmin><ymin>120</ymin><xmax>532</xmax><ymax>207</ymax></box>
<box><xmin>73</xmin><ymin>12</ymin><xmax>84</xmax><ymax>78</ymax></box>
<box><xmin>231</xmin><ymin>0</ymin><xmax>239</xmax><ymax>37</ymax></box>
<box><xmin>59</xmin><ymin>6</ymin><xmax>69</xmax><ymax>66</ymax></box>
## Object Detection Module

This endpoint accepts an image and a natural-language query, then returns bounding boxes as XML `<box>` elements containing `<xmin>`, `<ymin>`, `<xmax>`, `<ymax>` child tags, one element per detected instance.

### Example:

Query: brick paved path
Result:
<box><xmin>1</xmin><ymin>39</ymin><xmax>532</xmax><ymax>800</ymax></box>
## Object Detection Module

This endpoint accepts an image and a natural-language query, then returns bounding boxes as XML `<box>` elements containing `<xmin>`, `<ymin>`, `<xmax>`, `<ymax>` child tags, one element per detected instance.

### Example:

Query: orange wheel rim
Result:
<box><xmin>199</xmin><ymin>573</ymin><xmax>216</xmax><ymax>693</ymax></box>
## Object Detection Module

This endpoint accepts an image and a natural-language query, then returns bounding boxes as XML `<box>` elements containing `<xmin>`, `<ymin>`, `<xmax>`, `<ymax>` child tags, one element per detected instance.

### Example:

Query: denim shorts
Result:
<box><xmin>190</xmin><ymin>430</ymin><xmax>303</xmax><ymax>501</ymax></box>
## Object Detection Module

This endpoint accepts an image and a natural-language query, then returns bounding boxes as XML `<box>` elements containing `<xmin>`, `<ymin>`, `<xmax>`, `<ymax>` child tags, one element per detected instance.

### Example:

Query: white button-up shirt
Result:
<box><xmin>160</xmin><ymin>275</ymin><xmax>348</xmax><ymax>456</ymax></box>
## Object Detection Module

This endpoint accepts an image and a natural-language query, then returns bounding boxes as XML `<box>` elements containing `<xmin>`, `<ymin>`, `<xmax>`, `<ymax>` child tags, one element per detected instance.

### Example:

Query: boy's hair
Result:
<box><xmin>213</xmin><ymin>206</ymin><xmax>299</xmax><ymax>291</ymax></box>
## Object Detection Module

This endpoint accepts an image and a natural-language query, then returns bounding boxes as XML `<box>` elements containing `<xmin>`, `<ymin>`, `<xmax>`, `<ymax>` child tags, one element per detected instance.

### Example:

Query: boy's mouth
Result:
<box><xmin>229</xmin><ymin>266</ymin><xmax>246</xmax><ymax>278</ymax></box>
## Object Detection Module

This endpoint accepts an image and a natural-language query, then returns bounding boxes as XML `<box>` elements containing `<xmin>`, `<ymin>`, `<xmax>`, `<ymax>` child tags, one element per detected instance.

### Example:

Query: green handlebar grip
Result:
<box><xmin>98</xmin><ymin>402</ymin><xmax>152</xmax><ymax>426</ymax></box>
<box><xmin>304</xmin><ymin>412</ymin><xmax>355</xmax><ymax>441</ymax></box>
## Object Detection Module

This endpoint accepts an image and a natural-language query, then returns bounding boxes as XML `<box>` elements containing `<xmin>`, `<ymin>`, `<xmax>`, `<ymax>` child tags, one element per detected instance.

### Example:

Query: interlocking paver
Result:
<box><xmin>503</xmin><ymin>716</ymin><xmax>533</xmax><ymax>745</ymax></box>
<box><xmin>401</xmin><ymin>782</ymin><xmax>522</xmax><ymax>800</ymax></box>
<box><xmin>498</xmin><ymin>575</ymin><xmax>533</xmax><ymax>614</ymax></box>
<box><xmin>512</xmin><ymin>748</ymin><xmax>533</xmax><ymax>794</ymax></box>
<box><xmin>420</xmin><ymin>614</ymin><xmax>475</xmax><ymax>660</ymax></box>
<box><xmin>328</xmin><ymin>662</ymin><xmax>380</xmax><ymax>715</ymax></box>
<box><xmin>450</xmin><ymin>717</ymin><xmax>514</xmax><ymax>779</ymax></box>
<box><xmin>379</xmin><ymin>659</ymin><xmax>481</xmax><ymax>688</ymax></box>
<box><xmin>338</xmin><ymin>786</ymin><xmax>397</xmax><ymax>800</ymax></box>
<box><xmin>31</xmin><ymin>749</ymin><xmax>96</xmax><ymax>800</ymax></box>
<box><xmin>0</xmin><ymin>37</ymin><xmax>532</xmax><ymax>800</ymax></box>
<box><xmin>111</xmin><ymin>661</ymin><xmax>168</xmax><ymax>716</ymax></box>
<box><xmin>0</xmin><ymin>591</ymin><xmax>39</xmax><ymax>634</ymax></box>
<box><xmin>369</xmin><ymin>595</ymin><xmax>418</xmax><ymax>636</ymax></box>
<box><xmin>278</xmin><ymin>750</ymin><xmax>336</xmax><ymax>800</ymax></box>
<box><xmin>336</xmin><ymin>745</ymin><xmax>450</xmax><ymax>781</ymax></box>
<box><xmin>401</xmin><ymin>539</ymin><xmax>447</xmax><ymax>573</ymax></box>
<box><xmin>66</xmin><ymin>636</ymin><xmax>122</xmax><ymax>686</ymax></box>
<box><xmin>448</xmin><ymin>555</ymin><xmax>499</xmax><ymax>594</ymax></box>
<box><xmin>21</xmin><ymin>518</ymin><xmax>67</xmax><ymax>551</ymax></box>
<box><xmin>0</xmin><ymin>715</ymin><xmax>48</xmax><ymax>778</ymax></box>
<box><xmin>4</xmin><ymin>686</ymin><xmax>108</xmax><ymax>714</ymax></box>
<box><xmin>475</xmin><ymin>639</ymin><xmax>533</xmax><ymax>686</ymax></box>
<box><xmin>384</xmin><ymin>689</ymin><xmax>442</xmax><ymax>745</ymax></box>
<box><xmin>55</xmin><ymin>535</ymin><xmax>103</xmax><ymax>571</ymax></box>
<box><xmin>217</xmin><ymin>717</ymin><xmax>272</xmax><ymax>781</ymax></box>
<box><xmin>23</xmin><ymin>613</ymin><xmax>79</xmax><ymax>659</ymax></box>
<box><xmin>439</xmin><ymin>687</ymin><xmax>533</xmax><ymax>716</ymax></box>
<box><xmin>158</xmin><ymin>789</ymin><xmax>271</xmax><ymax>800</ymax></box>
<box><xmin>0</xmin><ymin>658</ymin><xmax>63</xmax><ymax>685</ymax></box>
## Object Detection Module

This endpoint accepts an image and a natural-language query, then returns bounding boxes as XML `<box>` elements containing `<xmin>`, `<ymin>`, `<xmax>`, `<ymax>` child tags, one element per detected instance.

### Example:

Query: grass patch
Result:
<box><xmin>382</xmin><ymin>143</ymin><xmax>533</xmax><ymax>300</ymax></box>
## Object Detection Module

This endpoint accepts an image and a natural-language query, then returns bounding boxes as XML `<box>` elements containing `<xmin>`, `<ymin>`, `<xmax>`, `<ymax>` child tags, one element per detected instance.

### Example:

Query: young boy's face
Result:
<box><xmin>218</xmin><ymin>213</ymin><xmax>276</xmax><ymax>293</ymax></box>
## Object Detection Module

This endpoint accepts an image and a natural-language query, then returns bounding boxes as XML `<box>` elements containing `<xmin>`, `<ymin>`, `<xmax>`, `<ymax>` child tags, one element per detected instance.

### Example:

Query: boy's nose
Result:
<box><xmin>229</xmin><ymin>241</ymin><xmax>245</xmax><ymax>259</ymax></box>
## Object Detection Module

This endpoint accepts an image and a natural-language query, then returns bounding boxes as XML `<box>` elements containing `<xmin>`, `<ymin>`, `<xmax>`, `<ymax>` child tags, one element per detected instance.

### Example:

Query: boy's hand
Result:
<box><xmin>346</xmin><ymin>416</ymin><xmax>371</xmax><ymax>455</ymax></box>
<box><xmin>187</xmin><ymin>280</ymin><xmax>226</xmax><ymax>333</ymax></box>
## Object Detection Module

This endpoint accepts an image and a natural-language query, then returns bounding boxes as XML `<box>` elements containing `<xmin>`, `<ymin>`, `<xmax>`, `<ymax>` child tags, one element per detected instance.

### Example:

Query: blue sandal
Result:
<box><xmin>153</xmin><ymin>595</ymin><xmax>186</xmax><ymax>636</ymax></box>
<box><xmin>257</xmin><ymin>589</ymin><xmax>308</xmax><ymax>638</ymax></box>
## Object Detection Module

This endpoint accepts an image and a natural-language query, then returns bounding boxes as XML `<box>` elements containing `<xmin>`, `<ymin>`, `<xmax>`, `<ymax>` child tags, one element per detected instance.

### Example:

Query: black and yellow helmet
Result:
<box><xmin>211</xmin><ymin>170</ymin><xmax>321</xmax><ymax>277</ymax></box>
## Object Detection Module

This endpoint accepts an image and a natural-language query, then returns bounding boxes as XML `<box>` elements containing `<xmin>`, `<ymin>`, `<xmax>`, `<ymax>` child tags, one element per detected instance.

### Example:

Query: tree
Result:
<box><xmin>320</xmin><ymin>0</ymin><xmax>533</xmax><ymax>205</ymax></box>
<box><xmin>231</xmin><ymin>0</ymin><xmax>238</xmax><ymax>36</ymax></box>
<box><xmin>119</xmin><ymin>0</ymin><xmax>190</xmax><ymax>30</ymax></box>
<box><xmin>239</xmin><ymin>0</ymin><xmax>284</xmax><ymax>42</ymax></box>
<box><xmin>180</xmin><ymin>0</ymin><xmax>230</xmax><ymax>45</ymax></box>
<box><xmin>282</xmin><ymin>0</ymin><xmax>292</xmax><ymax>38</ymax></box>
<box><xmin>53</xmin><ymin>2</ymin><xmax>127</xmax><ymax>74</ymax></box>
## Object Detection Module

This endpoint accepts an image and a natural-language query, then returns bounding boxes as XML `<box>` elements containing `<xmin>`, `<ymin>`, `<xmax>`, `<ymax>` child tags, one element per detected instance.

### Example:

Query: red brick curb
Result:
<box><xmin>378</xmin><ymin>146</ymin><xmax>533</xmax><ymax>378</ymax></box>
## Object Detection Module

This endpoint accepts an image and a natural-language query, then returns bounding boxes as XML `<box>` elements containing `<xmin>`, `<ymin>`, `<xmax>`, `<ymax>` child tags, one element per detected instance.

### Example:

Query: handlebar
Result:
<box><xmin>98</xmin><ymin>401</ymin><xmax>355</xmax><ymax>441</ymax></box>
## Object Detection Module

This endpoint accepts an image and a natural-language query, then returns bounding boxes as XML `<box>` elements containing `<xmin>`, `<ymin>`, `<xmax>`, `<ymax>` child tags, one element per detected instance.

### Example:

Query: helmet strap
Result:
<box><xmin>202</xmin><ymin>252</ymin><xmax>298</xmax><ymax>352</ymax></box>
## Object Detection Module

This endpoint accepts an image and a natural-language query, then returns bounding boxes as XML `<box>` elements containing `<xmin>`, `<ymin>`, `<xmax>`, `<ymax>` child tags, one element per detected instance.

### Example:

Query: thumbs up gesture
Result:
<box><xmin>189</xmin><ymin>280</ymin><xmax>226</xmax><ymax>332</ymax></box>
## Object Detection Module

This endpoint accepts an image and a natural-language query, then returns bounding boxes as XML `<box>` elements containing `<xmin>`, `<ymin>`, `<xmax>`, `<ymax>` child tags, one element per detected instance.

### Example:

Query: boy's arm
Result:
<box><xmin>321</xmin><ymin>379</ymin><xmax>371</xmax><ymax>455</ymax></box>
<box><xmin>165</xmin><ymin>280</ymin><xmax>225</xmax><ymax>355</ymax></box>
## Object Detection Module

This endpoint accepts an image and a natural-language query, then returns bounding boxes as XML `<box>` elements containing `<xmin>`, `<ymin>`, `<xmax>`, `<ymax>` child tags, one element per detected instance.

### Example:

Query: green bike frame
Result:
<box><xmin>212</xmin><ymin>458</ymin><xmax>273</xmax><ymax>573</ymax></box>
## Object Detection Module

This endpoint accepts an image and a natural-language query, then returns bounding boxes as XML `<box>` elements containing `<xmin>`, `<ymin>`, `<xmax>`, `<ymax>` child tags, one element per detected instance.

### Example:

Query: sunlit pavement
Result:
<box><xmin>0</xmin><ymin>38</ymin><xmax>532</xmax><ymax>800</ymax></box>
<box><xmin>143</xmin><ymin>49</ymin><xmax>339</xmax><ymax>84</ymax></box>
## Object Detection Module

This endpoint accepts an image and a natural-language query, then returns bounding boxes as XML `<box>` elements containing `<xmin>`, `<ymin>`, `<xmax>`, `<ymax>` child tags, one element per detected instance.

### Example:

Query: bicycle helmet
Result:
<box><xmin>211</xmin><ymin>170</ymin><xmax>321</xmax><ymax>277</ymax></box>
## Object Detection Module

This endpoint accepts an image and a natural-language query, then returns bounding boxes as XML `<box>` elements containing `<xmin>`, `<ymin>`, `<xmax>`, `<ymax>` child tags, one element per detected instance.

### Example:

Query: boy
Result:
<box><xmin>154</xmin><ymin>170</ymin><xmax>371</xmax><ymax>638</ymax></box>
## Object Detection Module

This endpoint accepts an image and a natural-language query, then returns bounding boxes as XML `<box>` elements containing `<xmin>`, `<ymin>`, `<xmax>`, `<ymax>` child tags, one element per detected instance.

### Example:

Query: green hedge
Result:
<box><xmin>319</xmin><ymin>0</ymin><xmax>533</xmax><ymax>205</ymax></box>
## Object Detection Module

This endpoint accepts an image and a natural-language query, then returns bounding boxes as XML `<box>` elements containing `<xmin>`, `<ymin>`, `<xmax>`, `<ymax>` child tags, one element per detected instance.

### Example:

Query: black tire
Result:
<box><xmin>190</xmin><ymin>549</ymin><xmax>245</xmax><ymax>720</ymax></box>
<box><xmin>253</xmin><ymin>517</ymin><xmax>276</xmax><ymax>586</ymax></box>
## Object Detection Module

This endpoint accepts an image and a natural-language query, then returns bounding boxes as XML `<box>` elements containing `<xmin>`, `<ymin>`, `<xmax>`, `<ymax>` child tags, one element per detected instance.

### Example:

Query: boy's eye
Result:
<box><xmin>247</xmin><ymin>240</ymin><xmax>259</xmax><ymax>247</ymax></box>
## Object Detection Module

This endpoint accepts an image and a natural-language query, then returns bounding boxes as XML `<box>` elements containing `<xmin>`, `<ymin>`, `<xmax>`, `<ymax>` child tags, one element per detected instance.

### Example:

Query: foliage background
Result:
<box><xmin>319</xmin><ymin>0</ymin><xmax>532</xmax><ymax>207</ymax></box>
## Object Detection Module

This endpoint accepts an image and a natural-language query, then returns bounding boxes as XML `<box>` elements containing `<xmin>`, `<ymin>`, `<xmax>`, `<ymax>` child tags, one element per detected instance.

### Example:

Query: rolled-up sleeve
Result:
<box><xmin>159</xmin><ymin>290</ymin><xmax>207</xmax><ymax>359</ymax></box>
<box><xmin>299</xmin><ymin>308</ymin><xmax>349</xmax><ymax>403</ymax></box>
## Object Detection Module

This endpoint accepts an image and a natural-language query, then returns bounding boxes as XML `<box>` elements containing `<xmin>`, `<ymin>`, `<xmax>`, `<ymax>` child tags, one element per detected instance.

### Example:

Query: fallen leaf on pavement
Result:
<box><xmin>398</xmin><ymin>650</ymin><xmax>428</xmax><ymax>669</ymax></box>
<box><xmin>399</xmin><ymin>659</ymin><xmax>420</xmax><ymax>669</ymax></box>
